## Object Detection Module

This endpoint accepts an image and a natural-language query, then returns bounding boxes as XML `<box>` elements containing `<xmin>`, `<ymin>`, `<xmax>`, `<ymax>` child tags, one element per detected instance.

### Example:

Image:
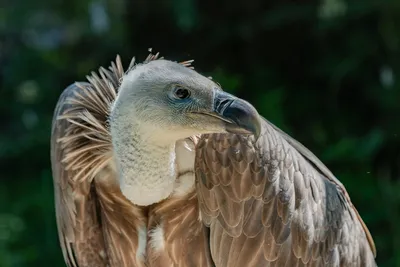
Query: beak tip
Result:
<box><xmin>253</xmin><ymin>123</ymin><xmax>262</xmax><ymax>140</ymax></box>
<box><xmin>246</xmin><ymin>117</ymin><xmax>262</xmax><ymax>140</ymax></box>
<box><xmin>213</xmin><ymin>90</ymin><xmax>262</xmax><ymax>139</ymax></box>
<box><xmin>222</xmin><ymin>100</ymin><xmax>262</xmax><ymax>138</ymax></box>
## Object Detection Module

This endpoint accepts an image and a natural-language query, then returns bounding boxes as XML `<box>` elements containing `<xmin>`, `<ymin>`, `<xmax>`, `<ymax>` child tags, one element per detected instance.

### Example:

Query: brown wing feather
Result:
<box><xmin>195</xmin><ymin>119</ymin><xmax>377</xmax><ymax>266</ymax></box>
<box><xmin>147</xmin><ymin>190</ymin><xmax>214</xmax><ymax>267</ymax></box>
<box><xmin>51</xmin><ymin>56</ymin><xmax>147</xmax><ymax>267</ymax></box>
<box><xmin>51</xmin><ymin>83</ymin><xmax>109</xmax><ymax>267</ymax></box>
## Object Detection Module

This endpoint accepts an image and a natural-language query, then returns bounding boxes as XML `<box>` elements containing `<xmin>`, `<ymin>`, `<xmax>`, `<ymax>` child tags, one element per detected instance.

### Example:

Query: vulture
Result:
<box><xmin>51</xmin><ymin>52</ymin><xmax>377</xmax><ymax>267</ymax></box>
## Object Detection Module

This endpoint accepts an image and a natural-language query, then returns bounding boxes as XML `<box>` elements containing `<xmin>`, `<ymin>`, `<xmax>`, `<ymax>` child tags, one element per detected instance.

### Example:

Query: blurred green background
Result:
<box><xmin>1</xmin><ymin>0</ymin><xmax>399</xmax><ymax>266</ymax></box>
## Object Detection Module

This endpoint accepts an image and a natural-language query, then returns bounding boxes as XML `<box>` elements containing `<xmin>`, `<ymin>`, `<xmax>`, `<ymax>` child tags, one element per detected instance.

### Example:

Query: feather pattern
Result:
<box><xmin>195</xmin><ymin>122</ymin><xmax>377</xmax><ymax>266</ymax></box>
<box><xmin>147</xmin><ymin>189</ymin><xmax>213</xmax><ymax>267</ymax></box>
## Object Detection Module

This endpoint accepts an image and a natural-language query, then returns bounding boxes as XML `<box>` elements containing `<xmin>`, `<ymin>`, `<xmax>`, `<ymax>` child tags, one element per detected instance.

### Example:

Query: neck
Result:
<box><xmin>111</xmin><ymin>120</ymin><xmax>177</xmax><ymax>206</ymax></box>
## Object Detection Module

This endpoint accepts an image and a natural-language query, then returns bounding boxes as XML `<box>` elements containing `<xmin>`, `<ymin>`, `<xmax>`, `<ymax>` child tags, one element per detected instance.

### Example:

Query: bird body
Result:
<box><xmin>51</xmin><ymin>53</ymin><xmax>377</xmax><ymax>267</ymax></box>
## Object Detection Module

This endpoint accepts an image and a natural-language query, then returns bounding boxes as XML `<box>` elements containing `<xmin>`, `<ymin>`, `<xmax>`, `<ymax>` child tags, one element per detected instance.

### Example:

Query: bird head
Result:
<box><xmin>110</xmin><ymin>59</ymin><xmax>261</xmax><ymax>144</ymax></box>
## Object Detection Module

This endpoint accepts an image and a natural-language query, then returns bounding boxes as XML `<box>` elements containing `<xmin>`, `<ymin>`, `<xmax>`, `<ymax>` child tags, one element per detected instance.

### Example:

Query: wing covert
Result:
<box><xmin>195</xmin><ymin>118</ymin><xmax>376</xmax><ymax>267</ymax></box>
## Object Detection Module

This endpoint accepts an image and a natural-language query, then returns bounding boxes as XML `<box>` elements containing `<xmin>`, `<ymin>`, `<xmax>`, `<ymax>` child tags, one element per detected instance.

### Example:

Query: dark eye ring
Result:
<box><xmin>174</xmin><ymin>87</ymin><xmax>190</xmax><ymax>99</ymax></box>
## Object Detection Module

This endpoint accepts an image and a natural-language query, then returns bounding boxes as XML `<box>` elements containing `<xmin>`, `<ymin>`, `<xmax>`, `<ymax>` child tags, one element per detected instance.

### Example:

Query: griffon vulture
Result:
<box><xmin>51</xmin><ymin>52</ymin><xmax>377</xmax><ymax>267</ymax></box>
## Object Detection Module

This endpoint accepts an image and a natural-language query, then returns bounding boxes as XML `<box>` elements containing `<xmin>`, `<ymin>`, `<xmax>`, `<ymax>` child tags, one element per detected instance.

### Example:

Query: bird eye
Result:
<box><xmin>173</xmin><ymin>87</ymin><xmax>191</xmax><ymax>99</ymax></box>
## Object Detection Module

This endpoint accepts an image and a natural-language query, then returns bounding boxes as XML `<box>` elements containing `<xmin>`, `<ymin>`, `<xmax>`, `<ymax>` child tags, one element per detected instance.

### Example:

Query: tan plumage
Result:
<box><xmin>51</xmin><ymin>53</ymin><xmax>377</xmax><ymax>267</ymax></box>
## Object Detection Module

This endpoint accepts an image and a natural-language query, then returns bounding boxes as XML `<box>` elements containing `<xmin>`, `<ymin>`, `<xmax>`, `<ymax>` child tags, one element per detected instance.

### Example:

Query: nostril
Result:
<box><xmin>215</xmin><ymin>98</ymin><xmax>234</xmax><ymax>115</ymax></box>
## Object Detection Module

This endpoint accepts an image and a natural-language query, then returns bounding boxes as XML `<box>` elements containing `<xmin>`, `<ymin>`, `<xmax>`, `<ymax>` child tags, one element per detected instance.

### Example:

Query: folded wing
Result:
<box><xmin>195</xmin><ymin>118</ymin><xmax>376</xmax><ymax>266</ymax></box>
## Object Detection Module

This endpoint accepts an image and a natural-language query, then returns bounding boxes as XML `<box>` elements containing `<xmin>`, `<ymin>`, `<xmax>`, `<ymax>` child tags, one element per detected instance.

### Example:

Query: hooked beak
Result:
<box><xmin>211</xmin><ymin>90</ymin><xmax>261</xmax><ymax>139</ymax></box>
